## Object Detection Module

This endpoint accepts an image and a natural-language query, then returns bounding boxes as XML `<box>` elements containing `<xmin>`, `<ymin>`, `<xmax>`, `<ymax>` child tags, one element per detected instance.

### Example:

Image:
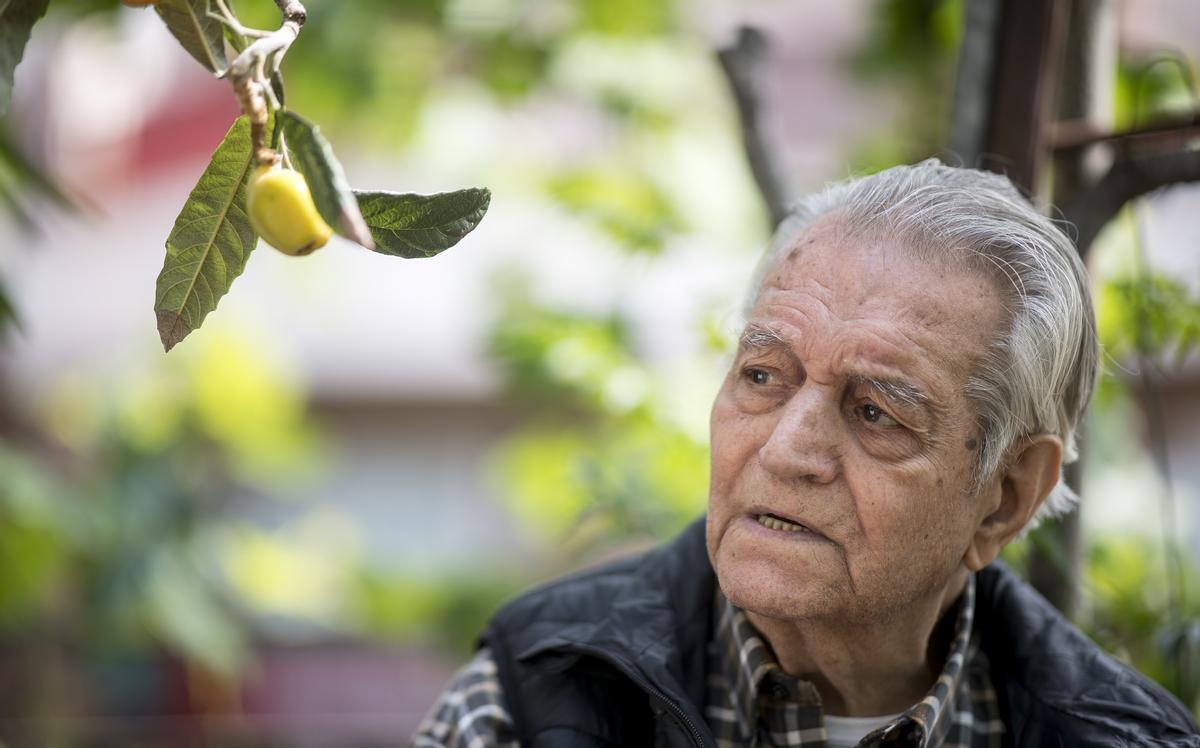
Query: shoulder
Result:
<box><xmin>476</xmin><ymin>518</ymin><xmax>716</xmax><ymax>744</ymax></box>
<box><xmin>976</xmin><ymin>562</ymin><xmax>1199</xmax><ymax>745</ymax></box>
<box><xmin>411</xmin><ymin>647</ymin><xmax>519</xmax><ymax>748</ymax></box>
<box><xmin>485</xmin><ymin>516</ymin><xmax>713</xmax><ymax>643</ymax></box>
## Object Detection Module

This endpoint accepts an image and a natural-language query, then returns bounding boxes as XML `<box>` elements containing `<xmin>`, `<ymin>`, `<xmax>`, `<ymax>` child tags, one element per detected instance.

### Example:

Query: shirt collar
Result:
<box><xmin>713</xmin><ymin>573</ymin><xmax>978</xmax><ymax>747</ymax></box>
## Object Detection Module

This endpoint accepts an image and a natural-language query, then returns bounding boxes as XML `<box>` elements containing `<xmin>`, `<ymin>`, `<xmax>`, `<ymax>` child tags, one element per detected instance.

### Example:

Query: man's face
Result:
<box><xmin>706</xmin><ymin>220</ymin><xmax>1005</xmax><ymax>623</ymax></box>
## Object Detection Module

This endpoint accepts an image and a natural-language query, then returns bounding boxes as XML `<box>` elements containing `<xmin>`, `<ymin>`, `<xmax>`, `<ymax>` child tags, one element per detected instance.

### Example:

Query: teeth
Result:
<box><xmin>757</xmin><ymin>514</ymin><xmax>808</xmax><ymax>533</ymax></box>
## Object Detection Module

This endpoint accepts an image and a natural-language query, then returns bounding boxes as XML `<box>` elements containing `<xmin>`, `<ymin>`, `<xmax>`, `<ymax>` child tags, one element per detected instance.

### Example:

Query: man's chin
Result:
<box><xmin>715</xmin><ymin>555</ymin><xmax>837</xmax><ymax>622</ymax></box>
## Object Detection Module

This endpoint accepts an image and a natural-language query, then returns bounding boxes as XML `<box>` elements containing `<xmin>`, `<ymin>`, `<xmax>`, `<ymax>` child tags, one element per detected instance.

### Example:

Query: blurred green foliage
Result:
<box><xmin>229</xmin><ymin>0</ymin><xmax>677</xmax><ymax>144</ymax></box>
<box><xmin>1085</xmin><ymin>212</ymin><xmax>1200</xmax><ymax>715</ymax></box>
<box><xmin>350</xmin><ymin>570</ymin><xmax>524</xmax><ymax>655</ymax></box>
<box><xmin>1114</xmin><ymin>52</ymin><xmax>1198</xmax><ymax>130</ymax></box>
<box><xmin>845</xmin><ymin>0</ymin><xmax>963</xmax><ymax>171</ymax></box>
<box><xmin>1084</xmin><ymin>536</ymin><xmax>1200</xmax><ymax>712</ymax></box>
<box><xmin>224</xmin><ymin>0</ymin><xmax>705</xmax><ymax>254</ymax></box>
<box><xmin>0</xmin><ymin>327</ymin><xmax>539</xmax><ymax>718</ymax></box>
<box><xmin>546</xmin><ymin>166</ymin><xmax>684</xmax><ymax>254</ymax></box>
<box><xmin>1090</xmin><ymin>38</ymin><xmax>1199</xmax><ymax>631</ymax></box>
<box><xmin>0</xmin><ymin>332</ymin><xmax>319</xmax><ymax>680</ymax></box>
<box><xmin>486</xmin><ymin>275</ymin><xmax>710</xmax><ymax>556</ymax></box>
<box><xmin>1098</xmin><ymin>272</ymin><xmax>1200</xmax><ymax>368</ymax></box>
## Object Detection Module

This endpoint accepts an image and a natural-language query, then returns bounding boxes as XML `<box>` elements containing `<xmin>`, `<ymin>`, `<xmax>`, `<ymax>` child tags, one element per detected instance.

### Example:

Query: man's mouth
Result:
<box><xmin>756</xmin><ymin>512</ymin><xmax>812</xmax><ymax>534</ymax></box>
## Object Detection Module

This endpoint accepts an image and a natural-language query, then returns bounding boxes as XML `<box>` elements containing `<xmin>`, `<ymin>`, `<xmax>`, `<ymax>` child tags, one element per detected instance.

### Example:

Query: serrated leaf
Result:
<box><xmin>155</xmin><ymin>0</ymin><xmax>227</xmax><ymax>74</ymax></box>
<box><xmin>354</xmin><ymin>188</ymin><xmax>490</xmax><ymax>258</ymax></box>
<box><xmin>0</xmin><ymin>0</ymin><xmax>49</xmax><ymax>117</ymax></box>
<box><xmin>154</xmin><ymin>117</ymin><xmax>256</xmax><ymax>352</ymax></box>
<box><xmin>279</xmin><ymin>110</ymin><xmax>374</xmax><ymax>248</ymax></box>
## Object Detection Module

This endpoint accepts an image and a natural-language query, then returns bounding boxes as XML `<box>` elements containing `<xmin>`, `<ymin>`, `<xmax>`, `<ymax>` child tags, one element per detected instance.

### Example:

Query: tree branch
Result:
<box><xmin>1049</xmin><ymin>114</ymin><xmax>1200</xmax><ymax>152</ymax></box>
<box><xmin>1063</xmin><ymin>148</ymin><xmax>1200</xmax><ymax>257</ymax></box>
<box><xmin>717</xmin><ymin>26</ymin><xmax>790</xmax><ymax>231</ymax></box>
<box><xmin>223</xmin><ymin>0</ymin><xmax>307</xmax><ymax>165</ymax></box>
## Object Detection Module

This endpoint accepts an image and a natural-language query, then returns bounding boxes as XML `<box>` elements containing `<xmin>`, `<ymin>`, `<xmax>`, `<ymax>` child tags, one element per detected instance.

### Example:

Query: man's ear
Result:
<box><xmin>963</xmin><ymin>434</ymin><xmax>1064</xmax><ymax>571</ymax></box>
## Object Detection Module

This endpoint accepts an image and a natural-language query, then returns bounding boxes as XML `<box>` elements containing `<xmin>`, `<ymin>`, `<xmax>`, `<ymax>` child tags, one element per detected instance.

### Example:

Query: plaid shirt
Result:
<box><xmin>412</xmin><ymin>574</ymin><xmax>1003</xmax><ymax>747</ymax></box>
<box><xmin>412</xmin><ymin>649</ymin><xmax>518</xmax><ymax>748</ymax></box>
<box><xmin>705</xmin><ymin>574</ymin><xmax>1003</xmax><ymax>747</ymax></box>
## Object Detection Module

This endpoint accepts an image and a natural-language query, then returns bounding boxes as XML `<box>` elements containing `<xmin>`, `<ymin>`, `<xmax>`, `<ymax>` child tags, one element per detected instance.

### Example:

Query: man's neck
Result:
<box><xmin>743</xmin><ymin>569</ymin><xmax>969</xmax><ymax>717</ymax></box>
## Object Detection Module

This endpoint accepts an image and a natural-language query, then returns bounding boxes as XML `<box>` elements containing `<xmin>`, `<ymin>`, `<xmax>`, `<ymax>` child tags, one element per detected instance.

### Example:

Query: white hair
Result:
<box><xmin>748</xmin><ymin>159</ymin><xmax>1099</xmax><ymax>528</ymax></box>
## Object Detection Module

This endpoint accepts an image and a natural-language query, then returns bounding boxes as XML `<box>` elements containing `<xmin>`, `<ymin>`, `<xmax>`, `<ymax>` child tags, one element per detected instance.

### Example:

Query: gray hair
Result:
<box><xmin>747</xmin><ymin>159</ymin><xmax>1098</xmax><ymax>528</ymax></box>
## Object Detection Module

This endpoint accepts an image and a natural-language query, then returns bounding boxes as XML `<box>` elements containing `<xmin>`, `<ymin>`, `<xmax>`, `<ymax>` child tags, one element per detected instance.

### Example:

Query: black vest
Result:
<box><xmin>480</xmin><ymin>518</ymin><xmax>1199</xmax><ymax>747</ymax></box>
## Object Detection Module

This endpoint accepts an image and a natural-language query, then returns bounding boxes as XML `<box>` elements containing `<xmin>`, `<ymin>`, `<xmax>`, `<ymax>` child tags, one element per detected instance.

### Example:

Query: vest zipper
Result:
<box><xmin>564</xmin><ymin>643</ymin><xmax>712</xmax><ymax>747</ymax></box>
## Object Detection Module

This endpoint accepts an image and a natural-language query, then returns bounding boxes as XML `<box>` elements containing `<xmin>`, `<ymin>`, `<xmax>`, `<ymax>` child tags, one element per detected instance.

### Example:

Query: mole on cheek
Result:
<box><xmin>965</xmin><ymin>438</ymin><xmax>978</xmax><ymax>451</ymax></box>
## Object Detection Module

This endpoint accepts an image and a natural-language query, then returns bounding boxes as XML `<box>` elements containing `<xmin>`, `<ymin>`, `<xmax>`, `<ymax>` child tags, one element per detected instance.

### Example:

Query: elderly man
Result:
<box><xmin>413</xmin><ymin>162</ymin><xmax>1200</xmax><ymax>747</ymax></box>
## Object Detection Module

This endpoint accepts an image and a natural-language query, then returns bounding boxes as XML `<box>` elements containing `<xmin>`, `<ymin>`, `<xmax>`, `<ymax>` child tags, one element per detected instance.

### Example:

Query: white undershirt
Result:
<box><xmin>823</xmin><ymin>712</ymin><xmax>904</xmax><ymax>747</ymax></box>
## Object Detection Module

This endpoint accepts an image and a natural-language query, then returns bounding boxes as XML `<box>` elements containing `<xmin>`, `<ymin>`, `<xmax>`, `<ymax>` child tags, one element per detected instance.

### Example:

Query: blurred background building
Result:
<box><xmin>0</xmin><ymin>0</ymin><xmax>1198</xmax><ymax>744</ymax></box>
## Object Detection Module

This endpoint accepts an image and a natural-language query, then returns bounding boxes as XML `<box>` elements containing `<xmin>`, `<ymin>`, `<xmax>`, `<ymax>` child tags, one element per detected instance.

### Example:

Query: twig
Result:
<box><xmin>207</xmin><ymin>0</ymin><xmax>268</xmax><ymax>40</ymax></box>
<box><xmin>716</xmin><ymin>26</ymin><xmax>791</xmax><ymax>231</ymax></box>
<box><xmin>1062</xmin><ymin>148</ymin><xmax>1200</xmax><ymax>257</ymax></box>
<box><xmin>222</xmin><ymin>0</ymin><xmax>307</xmax><ymax>165</ymax></box>
<box><xmin>225</xmin><ymin>21</ymin><xmax>299</xmax><ymax>81</ymax></box>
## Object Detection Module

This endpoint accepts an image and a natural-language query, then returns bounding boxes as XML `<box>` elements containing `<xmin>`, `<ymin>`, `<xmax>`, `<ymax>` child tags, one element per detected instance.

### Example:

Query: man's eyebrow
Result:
<box><xmin>849</xmin><ymin>374</ymin><xmax>930</xmax><ymax>411</ymax></box>
<box><xmin>738</xmin><ymin>323</ymin><xmax>786</xmax><ymax>349</ymax></box>
<box><xmin>737</xmin><ymin>325</ymin><xmax>936</xmax><ymax>417</ymax></box>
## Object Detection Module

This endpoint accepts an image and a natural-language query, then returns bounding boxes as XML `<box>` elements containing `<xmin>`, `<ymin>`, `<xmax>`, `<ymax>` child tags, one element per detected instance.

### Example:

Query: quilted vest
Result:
<box><xmin>480</xmin><ymin>517</ymin><xmax>1199</xmax><ymax>747</ymax></box>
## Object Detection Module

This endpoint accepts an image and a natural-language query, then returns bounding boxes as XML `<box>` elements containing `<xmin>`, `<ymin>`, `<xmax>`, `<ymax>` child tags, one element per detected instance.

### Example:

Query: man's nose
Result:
<box><xmin>756</xmin><ymin>384</ymin><xmax>840</xmax><ymax>484</ymax></box>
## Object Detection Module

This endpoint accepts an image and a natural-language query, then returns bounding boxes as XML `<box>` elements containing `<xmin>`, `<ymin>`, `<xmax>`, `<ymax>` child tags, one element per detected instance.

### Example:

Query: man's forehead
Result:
<box><xmin>765</xmin><ymin>225</ymin><xmax>926</xmax><ymax>297</ymax></box>
<box><xmin>750</xmin><ymin>228</ymin><xmax>1004</xmax><ymax>382</ymax></box>
<box><xmin>770</xmin><ymin>216</ymin><xmax>881</xmax><ymax>269</ymax></box>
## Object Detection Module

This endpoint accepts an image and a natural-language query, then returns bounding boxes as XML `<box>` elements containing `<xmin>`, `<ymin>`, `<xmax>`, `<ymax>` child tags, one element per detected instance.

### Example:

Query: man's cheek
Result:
<box><xmin>707</xmin><ymin>432</ymin><xmax>742</xmax><ymax>496</ymax></box>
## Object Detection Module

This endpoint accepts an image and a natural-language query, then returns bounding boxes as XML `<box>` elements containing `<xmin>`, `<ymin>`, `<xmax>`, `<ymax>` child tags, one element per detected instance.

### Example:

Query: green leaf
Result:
<box><xmin>154</xmin><ymin>117</ymin><xmax>256</xmax><ymax>353</ymax></box>
<box><xmin>0</xmin><ymin>121</ymin><xmax>72</xmax><ymax>240</ymax></box>
<box><xmin>270</xmin><ymin>69</ymin><xmax>286</xmax><ymax>109</ymax></box>
<box><xmin>154</xmin><ymin>0</ymin><xmax>228</xmax><ymax>75</ymax></box>
<box><xmin>0</xmin><ymin>121</ymin><xmax>71</xmax><ymax>209</ymax></box>
<box><xmin>146</xmin><ymin>549</ymin><xmax>245</xmax><ymax>676</ymax></box>
<box><xmin>0</xmin><ymin>273</ymin><xmax>19</xmax><ymax>338</ymax></box>
<box><xmin>353</xmin><ymin>188</ymin><xmax>490</xmax><ymax>258</ymax></box>
<box><xmin>279</xmin><ymin>110</ymin><xmax>374</xmax><ymax>248</ymax></box>
<box><xmin>0</xmin><ymin>0</ymin><xmax>50</xmax><ymax>117</ymax></box>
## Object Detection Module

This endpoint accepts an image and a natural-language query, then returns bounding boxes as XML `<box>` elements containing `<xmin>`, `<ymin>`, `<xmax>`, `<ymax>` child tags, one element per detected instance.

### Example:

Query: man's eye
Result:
<box><xmin>744</xmin><ymin>368</ymin><xmax>772</xmax><ymax>385</ymax></box>
<box><xmin>859</xmin><ymin>402</ymin><xmax>900</xmax><ymax>428</ymax></box>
